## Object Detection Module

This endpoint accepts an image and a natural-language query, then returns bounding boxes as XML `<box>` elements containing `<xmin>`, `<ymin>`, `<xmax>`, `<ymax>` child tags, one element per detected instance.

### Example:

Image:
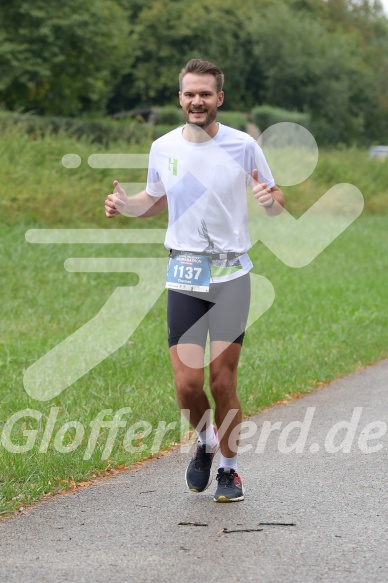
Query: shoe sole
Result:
<box><xmin>214</xmin><ymin>494</ymin><xmax>245</xmax><ymax>503</ymax></box>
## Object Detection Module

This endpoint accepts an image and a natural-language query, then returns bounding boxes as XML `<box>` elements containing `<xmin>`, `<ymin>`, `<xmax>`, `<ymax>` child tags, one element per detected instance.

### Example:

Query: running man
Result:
<box><xmin>105</xmin><ymin>59</ymin><xmax>284</xmax><ymax>502</ymax></box>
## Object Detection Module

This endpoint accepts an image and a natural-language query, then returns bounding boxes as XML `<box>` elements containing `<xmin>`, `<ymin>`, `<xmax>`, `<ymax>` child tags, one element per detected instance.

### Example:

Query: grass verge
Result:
<box><xmin>1</xmin><ymin>215</ymin><xmax>387</xmax><ymax>515</ymax></box>
<box><xmin>0</xmin><ymin>125</ymin><xmax>387</xmax><ymax>515</ymax></box>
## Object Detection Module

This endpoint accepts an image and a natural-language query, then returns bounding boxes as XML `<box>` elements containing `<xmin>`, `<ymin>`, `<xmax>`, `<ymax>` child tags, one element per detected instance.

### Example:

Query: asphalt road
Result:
<box><xmin>1</xmin><ymin>360</ymin><xmax>387</xmax><ymax>583</ymax></box>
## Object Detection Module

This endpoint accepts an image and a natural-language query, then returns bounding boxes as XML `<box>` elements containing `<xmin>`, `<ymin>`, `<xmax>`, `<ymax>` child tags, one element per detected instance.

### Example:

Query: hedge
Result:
<box><xmin>0</xmin><ymin>111</ymin><xmax>153</xmax><ymax>146</ymax></box>
<box><xmin>251</xmin><ymin>105</ymin><xmax>310</xmax><ymax>132</ymax></box>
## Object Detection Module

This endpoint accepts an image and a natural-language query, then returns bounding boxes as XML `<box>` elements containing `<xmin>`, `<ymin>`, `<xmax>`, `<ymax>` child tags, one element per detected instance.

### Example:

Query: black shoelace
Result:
<box><xmin>216</xmin><ymin>470</ymin><xmax>235</xmax><ymax>486</ymax></box>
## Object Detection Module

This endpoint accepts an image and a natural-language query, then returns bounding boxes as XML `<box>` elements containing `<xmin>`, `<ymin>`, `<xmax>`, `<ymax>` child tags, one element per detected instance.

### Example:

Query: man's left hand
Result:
<box><xmin>251</xmin><ymin>169</ymin><xmax>274</xmax><ymax>208</ymax></box>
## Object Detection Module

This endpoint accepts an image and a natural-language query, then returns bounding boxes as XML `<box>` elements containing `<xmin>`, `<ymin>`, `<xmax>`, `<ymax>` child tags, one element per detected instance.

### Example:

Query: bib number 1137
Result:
<box><xmin>172</xmin><ymin>264</ymin><xmax>202</xmax><ymax>281</ymax></box>
<box><xmin>166</xmin><ymin>253</ymin><xmax>210</xmax><ymax>292</ymax></box>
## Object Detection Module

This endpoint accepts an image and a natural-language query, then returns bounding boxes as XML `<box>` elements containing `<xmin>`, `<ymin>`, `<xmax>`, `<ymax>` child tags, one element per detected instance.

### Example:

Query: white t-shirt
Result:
<box><xmin>146</xmin><ymin>123</ymin><xmax>275</xmax><ymax>282</ymax></box>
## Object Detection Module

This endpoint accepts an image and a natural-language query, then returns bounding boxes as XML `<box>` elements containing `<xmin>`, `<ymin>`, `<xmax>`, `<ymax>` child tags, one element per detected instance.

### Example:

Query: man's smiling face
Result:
<box><xmin>179</xmin><ymin>73</ymin><xmax>224</xmax><ymax>129</ymax></box>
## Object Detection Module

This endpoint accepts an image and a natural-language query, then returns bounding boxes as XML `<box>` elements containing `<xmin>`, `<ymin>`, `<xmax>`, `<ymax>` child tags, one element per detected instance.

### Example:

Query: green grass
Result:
<box><xmin>1</xmin><ymin>123</ymin><xmax>388</xmax><ymax>227</ymax></box>
<box><xmin>0</xmin><ymin>124</ymin><xmax>387</xmax><ymax>515</ymax></box>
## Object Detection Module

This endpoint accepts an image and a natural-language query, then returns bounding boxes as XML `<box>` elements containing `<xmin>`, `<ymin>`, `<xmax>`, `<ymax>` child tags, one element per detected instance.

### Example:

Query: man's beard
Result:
<box><xmin>183</xmin><ymin>106</ymin><xmax>218</xmax><ymax>128</ymax></box>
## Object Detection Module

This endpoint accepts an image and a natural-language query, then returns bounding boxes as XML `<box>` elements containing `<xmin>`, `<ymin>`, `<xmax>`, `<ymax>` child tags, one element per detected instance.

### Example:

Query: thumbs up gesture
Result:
<box><xmin>105</xmin><ymin>180</ymin><xmax>129</xmax><ymax>218</ymax></box>
<box><xmin>251</xmin><ymin>169</ymin><xmax>275</xmax><ymax>209</ymax></box>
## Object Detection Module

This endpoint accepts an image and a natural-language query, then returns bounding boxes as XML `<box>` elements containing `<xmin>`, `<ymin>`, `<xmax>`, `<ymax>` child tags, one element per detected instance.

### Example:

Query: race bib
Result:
<box><xmin>166</xmin><ymin>253</ymin><xmax>211</xmax><ymax>292</ymax></box>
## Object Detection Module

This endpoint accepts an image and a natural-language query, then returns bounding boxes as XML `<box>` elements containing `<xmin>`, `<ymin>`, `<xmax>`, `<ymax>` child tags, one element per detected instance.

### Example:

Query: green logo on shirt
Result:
<box><xmin>168</xmin><ymin>158</ymin><xmax>178</xmax><ymax>176</ymax></box>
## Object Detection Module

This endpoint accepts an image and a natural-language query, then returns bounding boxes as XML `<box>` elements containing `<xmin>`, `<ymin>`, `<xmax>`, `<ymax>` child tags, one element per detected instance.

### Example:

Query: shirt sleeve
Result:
<box><xmin>146</xmin><ymin>143</ymin><xmax>166</xmax><ymax>198</ymax></box>
<box><xmin>245</xmin><ymin>140</ymin><xmax>275</xmax><ymax>189</ymax></box>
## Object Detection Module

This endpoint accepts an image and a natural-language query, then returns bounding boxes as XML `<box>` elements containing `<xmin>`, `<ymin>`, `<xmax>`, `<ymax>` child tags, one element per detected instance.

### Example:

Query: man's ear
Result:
<box><xmin>217</xmin><ymin>91</ymin><xmax>224</xmax><ymax>107</ymax></box>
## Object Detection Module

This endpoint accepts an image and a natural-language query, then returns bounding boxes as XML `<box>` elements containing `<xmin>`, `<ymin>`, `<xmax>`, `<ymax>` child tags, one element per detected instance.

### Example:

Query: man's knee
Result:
<box><xmin>209</xmin><ymin>371</ymin><xmax>237</xmax><ymax>402</ymax></box>
<box><xmin>175</xmin><ymin>373</ymin><xmax>204</xmax><ymax>401</ymax></box>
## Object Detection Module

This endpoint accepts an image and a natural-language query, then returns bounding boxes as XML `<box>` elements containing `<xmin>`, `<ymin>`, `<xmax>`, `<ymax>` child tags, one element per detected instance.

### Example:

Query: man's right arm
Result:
<box><xmin>105</xmin><ymin>180</ymin><xmax>167</xmax><ymax>219</ymax></box>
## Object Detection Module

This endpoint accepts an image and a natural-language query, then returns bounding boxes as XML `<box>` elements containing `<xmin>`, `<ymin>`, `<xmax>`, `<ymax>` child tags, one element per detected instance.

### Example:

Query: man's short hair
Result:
<box><xmin>179</xmin><ymin>59</ymin><xmax>224</xmax><ymax>93</ymax></box>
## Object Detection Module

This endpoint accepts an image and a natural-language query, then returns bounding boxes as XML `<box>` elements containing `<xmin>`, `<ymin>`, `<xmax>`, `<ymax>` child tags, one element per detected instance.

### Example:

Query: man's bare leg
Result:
<box><xmin>169</xmin><ymin>343</ymin><xmax>218</xmax><ymax>493</ymax></box>
<box><xmin>169</xmin><ymin>343</ymin><xmax>211</xmax><ymax>432</ymax></box>
<box><xmin>209</xmin><ymin>341</ymin><xmax>242</xmax><ymax>459</ymax></box>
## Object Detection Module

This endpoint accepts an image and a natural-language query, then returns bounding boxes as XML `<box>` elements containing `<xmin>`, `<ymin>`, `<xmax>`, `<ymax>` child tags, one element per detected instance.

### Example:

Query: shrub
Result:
<box><xmin>152</xmin><ymin>124</ymin><xmax>182</xmax><ymax>139</ymax></box>
<box><xmin>217</xmin><ymin>111</ymin><xmax>248</xmax><ymax>131</ymax></box>
<box><xmin>0</xmin><ymin>111</ymin><xmax>152</xmax><ymax>146</ymax></box>
<box><xmin>152</xmin><ymin>106</ymin><xmax>183</xmax><ymax>126</ymax></box>
<box><xmin>251</xmin><ymin>105</ymin><xmax>310</xmax><ymax>132</ymax></box>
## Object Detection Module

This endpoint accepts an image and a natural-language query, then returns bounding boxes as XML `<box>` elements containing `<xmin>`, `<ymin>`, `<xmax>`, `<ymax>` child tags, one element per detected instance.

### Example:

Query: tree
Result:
<box><xmin>248</xmin><ymin>0</ymin><xmax>382</xmax><ymax>144</ymax></box>
<box><xmin>107</xmin><ymin>0</ymin><xmax>259</xmax><ymax>112</ymax></box>
<box><xmin>0</xmin><ymin>0</ymin><xmax>130</xmax><ymax>115</ymax></box>
<box><xmin>1</xmin><ymin>0</ymin><xmax>387</xmax><ymax>144</ymax></box>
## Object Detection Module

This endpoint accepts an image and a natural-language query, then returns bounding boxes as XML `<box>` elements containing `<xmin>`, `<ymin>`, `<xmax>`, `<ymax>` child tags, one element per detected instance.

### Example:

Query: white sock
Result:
<box><xmin>219</xmin><ymin>454</ymin><xmax>238</xmax><ymax>472</ymax></box>
<box><xmin>197</xmin><ymin>425</ymin><xmax>217</xmax><ymax>448</ymax></box>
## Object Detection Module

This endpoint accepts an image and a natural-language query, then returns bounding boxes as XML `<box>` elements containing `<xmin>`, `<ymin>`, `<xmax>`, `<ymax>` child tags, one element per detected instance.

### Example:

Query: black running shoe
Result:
<box><xmin>185</xmin><ymin>427</ymin><xmax>219</xmax><ymax>493</ymax></box>
<box><xmin>214</xmin><ymin>468</ymin><xmax>244</xmax><ymax>502</ymax></box>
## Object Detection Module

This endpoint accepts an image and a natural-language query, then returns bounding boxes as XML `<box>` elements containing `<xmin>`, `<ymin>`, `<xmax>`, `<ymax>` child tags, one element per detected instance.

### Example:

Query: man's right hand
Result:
<box><xmin>105</xmin><ymin>180</ymin><xmax>128</xmax><ymax>218</ymax></box>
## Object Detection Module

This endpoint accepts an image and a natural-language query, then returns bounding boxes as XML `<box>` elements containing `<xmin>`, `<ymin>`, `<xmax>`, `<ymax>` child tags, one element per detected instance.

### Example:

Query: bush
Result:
<box><xmin>251</xmin><ymin>105</ymin><xmax>310</xmax><ymax>132</ymax></box>
<box><xmin>309</xmin><ymin>116</ymin><xmax>367</xmax><ymax>148</ymax></box>
<box><xmin>217</xmin><ymin>111</ymin><xmax>248</xmax><ymax>131</ymax></box>
<box><xmin>152</xmin><ymin>106</ymin><xmax>183</xmax><ymax>126</ymax></box>
<box><xmin>151</xmin><ymin>124</ymin><xmax>182</xmax><ymax>139</ymax></box>
<box><xmin>0</xmin><ymin>111</ymin><xmax>153</xmax><ymax>146</ymax></box>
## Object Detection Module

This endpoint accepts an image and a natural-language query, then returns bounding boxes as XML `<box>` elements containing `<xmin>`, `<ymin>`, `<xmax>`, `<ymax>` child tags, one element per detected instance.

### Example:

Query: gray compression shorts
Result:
<box><xmin>167</xmin><ymin>273</ymin><xmax>251</xmax><ymax>348</ymax></box>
